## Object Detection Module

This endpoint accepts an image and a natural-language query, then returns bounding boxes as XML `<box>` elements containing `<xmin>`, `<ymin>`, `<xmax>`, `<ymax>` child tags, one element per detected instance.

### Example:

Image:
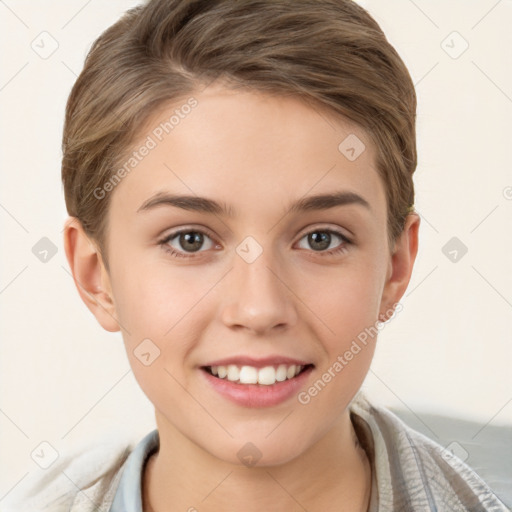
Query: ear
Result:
<box><xmin>378</xmin><ymin>213</ymin><xmax>420</xmax><ymax>322</ymax></box>
<box><xmin>63</xmin><ymin>217</ymin><xmax>120</xmax><ymax>332</ymax></box>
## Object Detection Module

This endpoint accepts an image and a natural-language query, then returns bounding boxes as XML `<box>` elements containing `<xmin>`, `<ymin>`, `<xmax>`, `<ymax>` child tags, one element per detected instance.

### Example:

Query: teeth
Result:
<box><xmin>275</xmin><ymin>365</ymin><xmax>288</xmax><ymax>382</ymax></box>
<box><xmin>239</xmin><ymin>366</ymin><xmax>258</xmax><ymax>384</ymax></box>
<box><xmin>207</xmin><ymin>364</ymin><xmax>306</xmax><ymax>385</ymax></box>
<box><xmin>227</xmin><ymin>364</ymin><xmax>240</xmax><ymax>381</ymax></box>
<box><xmin>258</xmin><ymin>366</ymin><xmax>276</xmax><ymax>385</ymax></box>
<box><xmin>287</xmin><ymin>365</ymin><xmax>297</xmax><ymax>379</ymax></box>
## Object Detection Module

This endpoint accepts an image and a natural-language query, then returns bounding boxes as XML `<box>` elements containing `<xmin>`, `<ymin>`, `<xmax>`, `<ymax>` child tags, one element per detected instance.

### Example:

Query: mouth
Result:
<box><xmin>201</xmin><ymin>363</ymin><xmax>315</xmax><ymax>386</ymax></box>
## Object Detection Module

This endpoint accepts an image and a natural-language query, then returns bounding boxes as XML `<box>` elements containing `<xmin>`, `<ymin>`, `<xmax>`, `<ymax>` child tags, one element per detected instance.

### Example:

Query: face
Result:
<box><xmin>91</xmin><ymin>82</ymin><xmax>405</xmax><ymax>466</ymax></box>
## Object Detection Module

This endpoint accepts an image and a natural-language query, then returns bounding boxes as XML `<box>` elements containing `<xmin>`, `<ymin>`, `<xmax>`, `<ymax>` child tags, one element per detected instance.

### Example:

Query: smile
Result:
<box><xmin>200</xmin><ymin>364</ymin><xmax>315</xmax><ymax>408</ymax></box>
<box><xmin>203</xmin><ymin>364</ymin><xmax>313</xmax><ymax>386</ymax></box>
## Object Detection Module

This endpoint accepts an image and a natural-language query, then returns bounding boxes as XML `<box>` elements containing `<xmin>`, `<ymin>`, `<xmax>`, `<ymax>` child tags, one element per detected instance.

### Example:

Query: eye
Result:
<box><xmin>159</xmin><ymin>228</ymin><xmax>218</xmax><ymax>258</ymax></box>
<box><xmin>296</xmin><ymin>228</ymin><xmax>351</xmax><ymax>256</ymax></box>
<box><xmin>158</xmin><ymin>226</ymin><xmax>352</xmax><ymax>259</ymax></box>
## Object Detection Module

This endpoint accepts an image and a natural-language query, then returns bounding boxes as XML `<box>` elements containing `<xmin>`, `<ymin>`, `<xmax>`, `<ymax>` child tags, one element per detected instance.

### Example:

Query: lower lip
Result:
<box><xmin>200</xmin><ymin>366</ymin><xmax>314</xmax><ymax>408</ymax></box>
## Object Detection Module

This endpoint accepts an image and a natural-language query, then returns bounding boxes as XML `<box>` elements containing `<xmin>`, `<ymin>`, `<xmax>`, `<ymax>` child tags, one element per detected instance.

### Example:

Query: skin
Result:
<box><xmin>64</xmin><ymin>81</ymin><xmax>420</xmax><ymax>512</ymax></box>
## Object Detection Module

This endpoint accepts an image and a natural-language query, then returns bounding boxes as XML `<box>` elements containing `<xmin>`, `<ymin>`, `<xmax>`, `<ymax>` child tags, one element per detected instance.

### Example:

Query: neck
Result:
<box><xmin>143</xmin><ymin>410</ymin><xmax>372</xmax><ymax>512</ymax></box>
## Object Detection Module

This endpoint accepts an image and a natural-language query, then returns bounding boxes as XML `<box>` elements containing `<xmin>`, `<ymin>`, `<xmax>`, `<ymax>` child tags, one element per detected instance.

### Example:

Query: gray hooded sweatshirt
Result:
<box><xmin>2</xmin><ymin>393</ymin><xmax>508</xmax><ymax>512</ymax></box>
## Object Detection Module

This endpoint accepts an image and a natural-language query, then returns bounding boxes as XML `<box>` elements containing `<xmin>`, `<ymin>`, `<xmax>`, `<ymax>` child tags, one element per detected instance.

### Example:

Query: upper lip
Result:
<box><xmin>202</xmin><ymin>356</ymin><xmax>314</xmax><ymax>369</ymax></box>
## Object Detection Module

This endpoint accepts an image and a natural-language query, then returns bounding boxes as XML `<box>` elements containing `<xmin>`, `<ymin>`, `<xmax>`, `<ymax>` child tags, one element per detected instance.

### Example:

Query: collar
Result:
<box><xmin>108</xmin><ymin>429</ymin><xmax>159</xmax><ymax>512</ymax></box>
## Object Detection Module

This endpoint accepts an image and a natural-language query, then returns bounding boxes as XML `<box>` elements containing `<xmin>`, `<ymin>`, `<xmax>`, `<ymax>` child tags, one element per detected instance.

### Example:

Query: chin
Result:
<box><xmin>206</xmin><ymin>434</ymin><xmax>309</xmax><ymax>469</ymax></box>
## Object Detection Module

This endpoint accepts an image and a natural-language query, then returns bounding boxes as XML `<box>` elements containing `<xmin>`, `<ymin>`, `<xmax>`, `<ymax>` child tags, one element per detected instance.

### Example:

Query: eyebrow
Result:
<box><xmin>136</xmin><ymin>190</ymin><xmax>371</xmax><ymax>216</ymax></box>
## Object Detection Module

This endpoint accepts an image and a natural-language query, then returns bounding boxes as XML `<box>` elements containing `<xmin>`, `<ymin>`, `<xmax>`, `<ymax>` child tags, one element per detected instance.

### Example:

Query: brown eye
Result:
<box><xmin>160</xmin><ymin>229</ymin><xmax>216</xmax><ymax>255</ymax></box>
<box><xmin>307</xmin><ymin>231</ymin><xmax>332</xmax><ymax>251</ymax></box>
<box><xmin>177</xmin><ymin>232</ymin><xmax>204</xmax><ymax>252</ymax></box>
<box><xmin>296</xmin><ymin>228</ymin><xmax>351</xmax><ymax>256</ymax></box>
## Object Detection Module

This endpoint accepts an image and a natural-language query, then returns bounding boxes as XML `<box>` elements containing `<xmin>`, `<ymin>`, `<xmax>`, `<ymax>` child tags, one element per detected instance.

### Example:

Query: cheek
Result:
<box><xmin>109</xmin><ymin>259</ymin><xmax>215</xmax><ymax>385</ymax></box>
<box><xmin>110</xmin><ymin>256</ymin><xmax>205</xmax><ymax>336</ymax></box>
<box><xmin>296</xmin><ymin>269</ymin><xmax>381</xmax><ymax>415</ymax></box>
<box><xmin>111</xmin><ymin>264</ymin><xmax>207</xmax><ymax>406</ymax></box>
<box><xmin>299</xmin><ymin>260</ymin><xmax>383</xmax><ymax>345</ymax></box>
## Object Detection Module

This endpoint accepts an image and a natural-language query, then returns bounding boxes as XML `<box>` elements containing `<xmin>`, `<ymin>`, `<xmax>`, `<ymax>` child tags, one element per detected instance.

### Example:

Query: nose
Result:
<box><xmin>219</xmin><ymin>245</ymin><xmax>298</xmax><ymax>335</ymax></box>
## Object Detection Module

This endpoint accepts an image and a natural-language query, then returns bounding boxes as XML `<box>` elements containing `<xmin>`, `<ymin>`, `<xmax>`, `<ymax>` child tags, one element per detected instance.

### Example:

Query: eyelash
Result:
<box><xmin>158</xmin><ymin>227</ymin><xmax>352</xmax><ymax>259</ymax></box>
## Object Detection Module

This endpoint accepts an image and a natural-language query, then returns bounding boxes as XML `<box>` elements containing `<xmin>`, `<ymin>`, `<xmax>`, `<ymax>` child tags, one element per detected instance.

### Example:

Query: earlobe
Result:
<box><xmin>63</xmin><ymin>217</ymin><xmax>120</xmax><ymax>333</ymax></box>
<box><xmin>378</xmin><ymin>213</ymin><xmax>420</xmax><ymax>322</ymax></box>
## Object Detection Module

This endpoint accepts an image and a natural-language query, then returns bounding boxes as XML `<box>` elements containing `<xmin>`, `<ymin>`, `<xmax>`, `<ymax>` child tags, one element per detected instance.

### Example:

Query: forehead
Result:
<box><xmin>110</xmin><ymin>83</ymin><xmax>386</xmax><ymax>220</ymax></box>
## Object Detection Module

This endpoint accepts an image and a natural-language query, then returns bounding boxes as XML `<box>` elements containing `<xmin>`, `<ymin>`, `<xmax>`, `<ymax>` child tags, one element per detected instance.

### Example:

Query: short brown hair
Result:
<box><xmin>62</xmin><ymin>0</ymin><xmax>417</xmax><ymax>268</ymax></box>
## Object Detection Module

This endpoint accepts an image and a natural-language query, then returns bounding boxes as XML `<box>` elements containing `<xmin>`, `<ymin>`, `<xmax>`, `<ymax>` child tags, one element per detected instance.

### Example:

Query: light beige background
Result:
<box><xmin>1</xmin><ymin>0</ymin><xmax>511</xmax><ymax>500</ymax></box>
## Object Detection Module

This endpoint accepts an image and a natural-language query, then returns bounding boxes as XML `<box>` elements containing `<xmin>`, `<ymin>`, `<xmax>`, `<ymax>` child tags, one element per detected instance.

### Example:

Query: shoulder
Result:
<box><xmin>1</xmin><ymin>436</ymin><xmax>134</xmax><ymax>512</ymax></box>
<box><xmin>349</xmin><ymin>392</ymin><xmax>509</xmax><ymax>512</ymax></box>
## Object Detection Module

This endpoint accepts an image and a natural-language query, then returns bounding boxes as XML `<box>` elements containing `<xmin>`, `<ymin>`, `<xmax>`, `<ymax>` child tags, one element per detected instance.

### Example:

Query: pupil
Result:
<box><xmin>309</xmin><ymin>232</ymin><xmax>330</xmax><ymax>251</ymax></box>
<box><xmin>180</xmin><ymin>232</ymin><xmax>203</xmax><ymax>252</ymax></box>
